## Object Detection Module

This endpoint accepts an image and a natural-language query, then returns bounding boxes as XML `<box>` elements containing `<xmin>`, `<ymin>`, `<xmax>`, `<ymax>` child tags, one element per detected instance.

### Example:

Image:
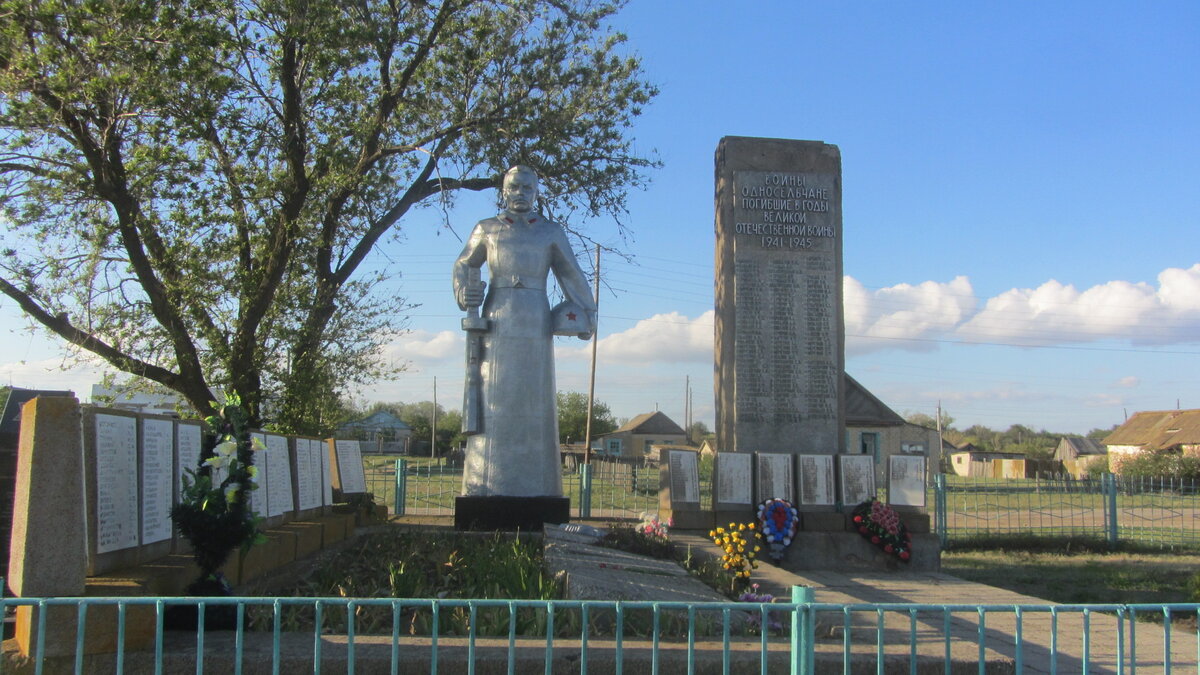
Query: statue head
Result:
<box><xmin>501</xmin><ymin>165</ymin><xmax>539</xmax><ymax>213</ymax></box>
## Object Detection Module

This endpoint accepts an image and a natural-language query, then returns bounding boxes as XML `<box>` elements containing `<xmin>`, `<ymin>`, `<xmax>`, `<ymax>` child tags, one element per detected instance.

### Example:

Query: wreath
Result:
<box><xmin>851</xmin><ymin>498</ymin><xmax>912</xmax><ymax>562</ymax></box>
<box><xmin>755</xmin><ymin>498</ymin><xmax>799</xmax><ymax>563</ymax></box>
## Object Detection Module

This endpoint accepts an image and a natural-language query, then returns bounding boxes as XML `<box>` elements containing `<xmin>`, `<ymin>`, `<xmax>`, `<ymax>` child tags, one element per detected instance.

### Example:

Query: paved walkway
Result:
<box><xmin>670</xmin><ymin>530</ymin><xmax>1195</xmax><ymax>673</ymax></box>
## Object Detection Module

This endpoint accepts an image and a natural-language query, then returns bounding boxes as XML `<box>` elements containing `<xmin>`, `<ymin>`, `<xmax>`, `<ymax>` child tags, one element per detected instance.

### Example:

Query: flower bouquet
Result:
<box><xmin>851</xmin><ymin>498</ymin><xmax>912</xmax><ymax>562</ymax></box>
<box><xmin>756</xmin><ymin>498</ymin><xmax>799</xmax><ymax>563</ymax></box>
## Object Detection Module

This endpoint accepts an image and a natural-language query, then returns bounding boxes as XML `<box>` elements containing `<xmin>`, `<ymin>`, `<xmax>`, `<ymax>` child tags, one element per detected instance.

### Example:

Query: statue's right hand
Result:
<box><xmin>462</xmin><ymin>281</ymin><xmax>486</xmax><ymax>308</ymax></box>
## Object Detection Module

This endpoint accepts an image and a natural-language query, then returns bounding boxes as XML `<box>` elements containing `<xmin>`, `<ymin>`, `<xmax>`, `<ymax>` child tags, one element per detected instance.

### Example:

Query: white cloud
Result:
<box><xmin>0</xmin><ymin>357</ymin><xmax>107</xmax><ymax>399</ymax></box>
<box><xmin>591</xmin><ymin>311</ymin><xmax>714</xmax><ymax>364</ymax></box>
<box><xmin>957</xmin><ymin>264</ymin><xmax>1200</xmax><ymax>346</ymax></box>
<box><xmin>382</xmin><ymin>329</ymin><xmax>460</xmax><ymax>362</ymax></box>
<box><xmin>1116</xmin><ymin>376</ymin><xmax>1140</xmax><ymax>388</ymax></box>
<box><xmin>844</xmin><ymin>276</ymin><xmax>976</xmax><ymax>355</ymax></box>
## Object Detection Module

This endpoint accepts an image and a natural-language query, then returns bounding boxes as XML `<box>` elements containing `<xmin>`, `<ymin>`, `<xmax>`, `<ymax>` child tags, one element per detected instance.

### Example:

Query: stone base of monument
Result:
<box><xmin>772</xmin><ymin>532</ymin><xmax>941</xmax><ymax>572</ymax></box>
<box><xmin>454</xmin><ymin>496</ymin><xmax>570</xmax><ymax>531</ymax></box>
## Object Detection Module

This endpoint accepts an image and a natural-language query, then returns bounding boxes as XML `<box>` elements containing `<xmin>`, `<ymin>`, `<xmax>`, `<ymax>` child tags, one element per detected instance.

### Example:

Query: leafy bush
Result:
<box><xmin>1117</xmin><ymin>450</ymin><xmax>1200</xmax><ymax>480</ymax></box>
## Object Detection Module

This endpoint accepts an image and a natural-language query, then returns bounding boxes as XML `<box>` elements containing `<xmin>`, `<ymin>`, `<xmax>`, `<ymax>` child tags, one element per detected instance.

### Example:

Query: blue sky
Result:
<box><xmin>2</xmin><ymin>1</ymin><xmax>1198</xmax><ymax>435</ymax></box>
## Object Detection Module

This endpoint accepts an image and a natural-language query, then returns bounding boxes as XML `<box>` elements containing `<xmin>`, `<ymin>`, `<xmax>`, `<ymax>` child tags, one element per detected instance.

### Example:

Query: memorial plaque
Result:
<box><xmin>838</xmin><ymin>454</ymin><xmax>876</xmax><ymax>505</ymax></box>
<box><xmin>94</xmin><ymin>414</ymin><xmax>139</xmax><ymax>553</ymax></box>
<box><xmin>334</xmin><ymin>439</ymin><xmax>367</xmax><ymax>494</ymax></box>
<box><xmin>264</xmin><ymin>434</ymin><xmax>294</xmax><ymax>517</ymax></box>
<box><xmin>713</xmin><ymin>452</ymin><xmax>753</xmax><ymax>508</ymax></box>
<box><xmin>715</xmin><ymin>137</ymin><xmax>844</xmax><ymax>457</ymax></box>
<box><xmin>140</xmin><ymin>417</ymin><xmax>174</xmax><ymax>544</ymax></box>
<box><xmin>294</xmin><ymin>438</ymin><xmax>319</xmax><ymax>511</ymax></box>
<box><xmin>888</xmin><ymin>455</ymin><xmax>927</xmax><ymax>507</ymax></box>
<box><xmin>321</xmin><ymin>439</ymin><xmax>333</xmax><ymax>506</ymax></box>
<box><xmin>754</xmin><ymin>452</ymin><xmax>794</xmax><ymax>503</ymax></box>
<box><xmin>666</xmin><ymin>449</ymin><xmax>700</xmax><ymax>505</ymax></box>
<box><xmin>175</xmin><ymin>421</ymin><xmax>203</xmax><ymax>500</ymax></box>
<box><xmin>797</xmin><ymin>454</ymin><xmax>835</xmax><ymax>506</ymax></box>
<box><xmin>248</xmin><ymin>432</ymin><xmax>267</xmax><ymax>517</ymax></box>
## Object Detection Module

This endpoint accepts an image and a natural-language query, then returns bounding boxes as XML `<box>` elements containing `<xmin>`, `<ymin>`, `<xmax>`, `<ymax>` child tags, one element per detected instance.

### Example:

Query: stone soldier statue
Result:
<box><xmin>453</xmin><ymin>165</ymin><xmax>597</xmax><ymax>498</ymax></box>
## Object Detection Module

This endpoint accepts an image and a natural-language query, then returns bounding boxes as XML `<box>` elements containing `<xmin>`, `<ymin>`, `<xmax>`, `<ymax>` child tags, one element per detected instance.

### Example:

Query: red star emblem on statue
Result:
<box><xmin>567</xmin><ymin>311</ymin><xmax>577</xmax><ymax>321</ymax></box>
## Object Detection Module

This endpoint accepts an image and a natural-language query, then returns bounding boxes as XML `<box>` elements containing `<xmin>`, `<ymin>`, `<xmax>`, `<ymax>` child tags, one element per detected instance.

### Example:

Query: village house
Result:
<box><xmin>595</xmin><ymin>411</ymin><xmax>687</xmax><ymax>460</ymax></box>
<box><xmin>1053</xmin><ymin>437</ymin><xmax>1107</xmax><ymax>478</ymax></box>
<box><xmin>1103</xmin><ymin>409</ymin><xmax>1200</xmax><ymax>472</ymax></box>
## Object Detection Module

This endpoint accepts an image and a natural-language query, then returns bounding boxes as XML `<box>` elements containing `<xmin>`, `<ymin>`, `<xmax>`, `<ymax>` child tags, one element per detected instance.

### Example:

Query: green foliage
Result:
<box><xmin>557</xmin><ymin>390</ymin><xmax>617</xmax><ymax>443</ymax></box>
<box><xmin>1117</xmin><ymin>450</ymin><xmax>1200</xmax><ymax>480</ymax></box>
<box><xmin>685</xmin><ymin>420</ymin><xmax>711</xmax><ymax>445</ymax></box>
<box><xmin>0</xmin><ymin>0</ymin><xmax>658</xmax><ymax>432</ymax></box>
<box><xmin>171</xmin><ymin>393</ymin><xmax>262</xmax><ymax>576</ymax></box>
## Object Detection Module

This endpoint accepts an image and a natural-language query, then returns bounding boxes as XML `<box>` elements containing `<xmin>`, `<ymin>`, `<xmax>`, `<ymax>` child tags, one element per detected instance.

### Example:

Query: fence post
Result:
<box><xmin>579</xmin><ymin>463</ymin><xmax>593</xmax><ymax>519</ymax></box>
<box><xmin>1103</xmin><ymin>472</ymin><xmax>1118</xmax><ymax>547</ymax></box>
<box><xmin>790</xmin><ymin>585</ymin><xmax>814</xmax><ymax>675</ymax></box>
<box><xmin>934</xmin><ymin>473</ymin><xmax>948</xmax><ymax>549</ymax></box>
<box><xmin>394</xmin><ymin>458</ymin><xmax>407</xmax><ymax>517</ymax></box>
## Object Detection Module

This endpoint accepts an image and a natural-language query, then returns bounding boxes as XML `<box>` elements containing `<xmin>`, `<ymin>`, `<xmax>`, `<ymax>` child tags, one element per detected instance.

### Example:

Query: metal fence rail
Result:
<box><xmin>935</xmin><ymin>473</ymin><xmax>1200</xmax><ymax>548</ymax></box>
<box><xmin>6</xmin><ymin>592</ymin><xmax>1197</xmax><ymax>673</ymax></box>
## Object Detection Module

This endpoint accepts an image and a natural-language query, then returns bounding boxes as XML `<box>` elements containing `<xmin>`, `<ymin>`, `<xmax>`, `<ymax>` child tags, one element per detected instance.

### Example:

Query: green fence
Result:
<box><xmin>935</xmin><ymin>473</ymin><xmax>1200</xmax><ymax>548</ymax></box>
<box><xmin>368</xmin><ymin>458</ymin><xmax>706</xmax><ymax>520</ymax></box>
<box><xmin>7</xmin><ymin>592</ymin><xmax>1197</xmax><ymax>673</ymax></box>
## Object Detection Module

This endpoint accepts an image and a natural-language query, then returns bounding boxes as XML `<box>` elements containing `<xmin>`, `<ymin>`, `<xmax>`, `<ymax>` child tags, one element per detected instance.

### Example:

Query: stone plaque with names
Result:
<box><xmin>666</xmin><ymin>449</ymin><xmax>700</xmax><ymax>505</ymax></box>
<box><xmin>888</xmin><ymin>455</ymin><xmax>927</xmax><ymax>507</ymax></box>
<box><xmin>797</xmin><ymin>454</ymin><xmax>835</xmax><ymax>506</ymax></box>
<box><xmin>838</xmin><ymin>454</ymin><xmax>876</xmax><ymax>506</ymax></box>
<box><xmin>294</xmin><ymin>438</ymin><xmax>319</xmax><ymax>511</ymax></box>
<box><xmin>95</xmin><ymin>414</ymin><xmax>139</xmax><ymax>553</ymax></box>
<box><xmin>334</xmin><ymin>439</ymin><xmax>367</xmax><ymax>494</ymax></box>
<box><xmin>264</xmin><ymin>434</ymin><xmax>294</xmax><ymax>517</ymax></box>
<box><xmin>175</xmin><ymin>421</ymin><xmax>203</xmax><ymax>500</ymax></box>
<box><xmin>715</xmin><ymin>137</ymin><xmax>845</xmax><ymax>458</ymax></box>
<box><xmin>140</xmin><ymin>417</ymin><xmax>174</xmax><ymax>544</ymax></box>
<box><xmin>713</xmin><ymin>452</ymin><xmax>753</xmax><ymax>508</ymax></box>
<box><xmin>248</xmin><ymin>432</ymin><xmax>266</xmax><ymax>517</ymax></box>
<box><xmin>321</xmin><ymin>439</ymin><xmax>333</xmax><ymax>506</ymax></box>
<box><xmin>754</xmin><ymin>452</ymin><xmax>794</xmax><ymax>504</ymax></box>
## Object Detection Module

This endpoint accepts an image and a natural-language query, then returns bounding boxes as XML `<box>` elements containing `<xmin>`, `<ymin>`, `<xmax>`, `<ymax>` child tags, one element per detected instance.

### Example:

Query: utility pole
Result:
<box><xmin>431</xmin><ymin>377</ymin><xmax>438</xmax><ymax>458</ymax></box>
<box><xmin>936</xmin><ymin>400</ymin><xmax>944</xmax><ymax>470</ymax></box>
<box><xmin>583</xmin><ymin>244</ymin><xmax>601</xmax><ymax>465</ymax></box>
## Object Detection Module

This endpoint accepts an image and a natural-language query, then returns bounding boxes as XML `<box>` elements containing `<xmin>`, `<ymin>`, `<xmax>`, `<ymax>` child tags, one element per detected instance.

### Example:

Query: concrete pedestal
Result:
<box><xmin>454</xmin><ymin>496</ymin><xmax>569</xmax><ymax>531</ymax></box>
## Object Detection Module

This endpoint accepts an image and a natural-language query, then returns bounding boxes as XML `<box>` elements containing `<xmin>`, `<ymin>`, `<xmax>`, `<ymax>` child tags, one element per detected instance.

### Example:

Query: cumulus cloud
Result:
<box><xmin>1116</xmin><ymin>376</ymin><xmax>1140</xmax><ymax>388</ymax></box>
<box><xmin>844</xmin><ymin>276</ymin><xmax>976</xmax><ymax>355</ymax></box>
<box><xmin>381</xmin><ymin>329</ymin><xmax>460</xmax><ymax>362</ymax></box>
<box><xmin>590</xmin><ymin>310</ymin><xmax>714</xmax><ymax>364</ymax></box>
<box><xmin>957</xmin><ymin>263</ymin><xmax>1200</xmax><ymax>346</ymax></box>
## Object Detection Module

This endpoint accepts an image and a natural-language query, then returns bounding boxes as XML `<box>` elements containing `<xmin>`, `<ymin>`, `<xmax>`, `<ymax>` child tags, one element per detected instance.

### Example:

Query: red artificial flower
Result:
<box><xmin>899</xmin><ymin>551</ymin><xmax>911</xmax><ymax>561</ymax></box>
<box><xmin>870</xmin><ymin>536</ymin><xmax>880</xmax><ymax>545</ymax></box>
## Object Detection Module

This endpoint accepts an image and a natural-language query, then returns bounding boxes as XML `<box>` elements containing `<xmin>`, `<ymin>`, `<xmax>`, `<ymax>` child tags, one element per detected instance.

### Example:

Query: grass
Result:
<box><xmin>941</xmin><ymin>540</ymin><xmax>1199</xmax><ymax>627</ymax></box>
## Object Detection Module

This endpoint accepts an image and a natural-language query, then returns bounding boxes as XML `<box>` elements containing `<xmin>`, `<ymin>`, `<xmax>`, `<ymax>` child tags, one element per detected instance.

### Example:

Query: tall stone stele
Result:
<box><xmin>714</xmin><ymin>137</ymin><xmax>845</xmax><ymax>457</ymax></box>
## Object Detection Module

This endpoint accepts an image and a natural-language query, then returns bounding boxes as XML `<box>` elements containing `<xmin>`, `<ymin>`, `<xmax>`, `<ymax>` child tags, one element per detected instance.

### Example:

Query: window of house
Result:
<box><xmin>861</xmin><ymin>432</ymin><xmax>880</xmax><ymax>463</ymax></box>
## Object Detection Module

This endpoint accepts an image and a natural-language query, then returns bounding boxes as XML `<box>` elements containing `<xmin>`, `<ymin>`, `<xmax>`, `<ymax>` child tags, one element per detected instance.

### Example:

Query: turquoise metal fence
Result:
<box><xmin>934</xmin><ymin>473</ymin><xmax>1200</xmax><ymax>548</ymax></box>
<box><xmin>5</xmin><ymin>592</ymin><xmax>1197</xmax><ymax>673</ymax></box>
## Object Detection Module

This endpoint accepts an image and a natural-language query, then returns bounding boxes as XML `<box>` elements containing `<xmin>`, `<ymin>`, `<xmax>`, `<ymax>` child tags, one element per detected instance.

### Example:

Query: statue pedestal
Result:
<box><xmin>454</xmin><ymin>496</ymin><xmax>570</xmax><ymax>532</ymax></box>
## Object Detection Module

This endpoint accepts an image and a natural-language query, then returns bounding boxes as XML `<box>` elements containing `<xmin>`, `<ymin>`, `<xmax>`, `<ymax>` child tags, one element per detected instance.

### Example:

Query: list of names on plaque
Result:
<box><xmin>668</xmin><ymin>450</ymin><xmax>700</xmax><ymax>505</ymax></box>
<box><xmin>797</xmin><ymin>454</ymin><xmax>835</xmax><ymax>506</ymax></box>
<box><xmin>755</xmin><ymin>453</ymin><xmax>794</xmax><ymax>503</ymax></box>
<box><xmin>95</xmin><ymin>414</ymin><xmax>139</xmax><ymax>553</ymax></box>
<box><xmin>295</xmin><ymin>439</ymin><xmax>318</xmax><ymax>511</ymax></box>
<box><xmin>888</xmin><ymin>455</ymin><xmax>927</xmax><ymax>507</ymax></box>
<box><xmin>175</xmin><ymin>422</ymin><xmax>203</xmax><ymax>498</ymax></box>
<box><xmin>140</xmin><ymin>418</ymin><xmax>174</xmax><ymax>544</ymax></box>
<box><xmin>715</xmin><ymin>453</ymin><xmax>752</xmax><ymax>506</ymax></box>
<box><xmin>335</xmin><ymin>440</ymin><xmax>367</xmax><ymax>493</ymax></box>
<box><xmin>838</xmin><ymin>455</ymin><xmax>876</xmax><ymax>505</ymax></box>
<box><xmin>321</xmin><ymin>441</ymin><xmax>333</xmax><ymax>505</ymax></box>
<box><xmin>265</xmin><ymin>434</ymin><xmax>294</xmax><ymax>517</ymax></box>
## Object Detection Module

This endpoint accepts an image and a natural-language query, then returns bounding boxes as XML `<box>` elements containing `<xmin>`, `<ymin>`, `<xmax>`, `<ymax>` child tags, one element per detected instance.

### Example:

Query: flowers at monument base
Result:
<box><xmin>756</xmin><ymin>498</ymin><xmax>799</xmax><ymax>563</ymax></box>
<box><xmin>851</xmin><ymin>498</ymin><xmax>912</xmax><ymax>562</ymax></box>
<box><xmin>708</xmin><ymin>522</ymin><xmax>761</xmax><ymax>582</ymax></box>
<box><xmin>737</xmin><ymin>583</ymin><xmax>783</xmax><ymax>633</ymax></box>
<box><xmin>636</xmin><ymin>512</ymin><xmax>671</xmax><ymax>541</ymax></box>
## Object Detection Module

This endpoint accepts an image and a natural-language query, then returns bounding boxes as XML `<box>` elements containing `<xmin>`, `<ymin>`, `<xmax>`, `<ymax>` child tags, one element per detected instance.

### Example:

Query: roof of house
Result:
<box><xmin>1103</xmin><ymin>409</ymin><xmax>1200</xmax><ymax>450</ymax></box>
<box><xmin>1057</xmin><ymin>437</ymin><xmax>1107</xmax><ymax>456</ymax></box>
<box><xmin>337</xmin><ymin>410</ymin><xmax>413</xmax><ymax>432</ymax></box>
<box><xmin>844</xmin><ymin>374</ymin><xmax>905</xmax><ymax>427</ymax></box>
<box><xmin>615</xmin><ymin>411</ymin><xmax>686</xmax><ymax>436</ymax></box>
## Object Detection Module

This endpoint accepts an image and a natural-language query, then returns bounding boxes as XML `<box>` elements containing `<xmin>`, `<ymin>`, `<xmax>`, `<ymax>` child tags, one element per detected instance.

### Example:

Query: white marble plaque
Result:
<box><xmin>889</xmin><ymin>455</ymin><xmax>927</xmax><ymax>507</ymax></box>
<box><xmin>95</xmin><ymin>414</ymin><xmax>139</xmax><ymax>553</ymax></box>
<box><xmin>321</xmin><ymin>440</ymin><xmax>333</xmax><ymax>506</ymax></box>
<box><xmin>797</xmin><ymin>454</ymin><xmax>835</xmax><ymax>506</ymax></box>
<box><xmin>334</xmin><ymin>439</ymin><xmax>367</xmax><ymax>493</ymax></box>
<box><xmin>714</xmin><ymin>453</ymin><xmax>752</xmax><ymax>506</ymax></box>
<box><xmin>755</xmin><ymin>452</ymin><xmax>794</xmax><ymax>503</ymax></box>
<box><xmin>265</xmin><ymin>434</ymin><xmax>294</xmax><ymax>517</ymax></box>
<box><xmin>248</xmin><ymin>432</ymin><xmax>266</xmax><ymax>517</ymax></box>
<box><xmin>295</xmin><ymin>439</ymin><xmax>316</xmax><ymax>511</ymax></box>
<box><xmin>838</xmin><ymin>454</ymin><xmax>876</xmax><ymax>505</ymax></box>
<box><xmin>667</xmin><ymin>450</ymin><xmax>700</xmax><ymax>504</ymax></box>
<box><xmin>140</xmin><ymin>418</ymin><xmax>174</xmax><ymax>544</ymax></box>
<box><xmin>175</xmin><ymin>421</ymin><xmax>203</xmax><ymax>499</ymax></box>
